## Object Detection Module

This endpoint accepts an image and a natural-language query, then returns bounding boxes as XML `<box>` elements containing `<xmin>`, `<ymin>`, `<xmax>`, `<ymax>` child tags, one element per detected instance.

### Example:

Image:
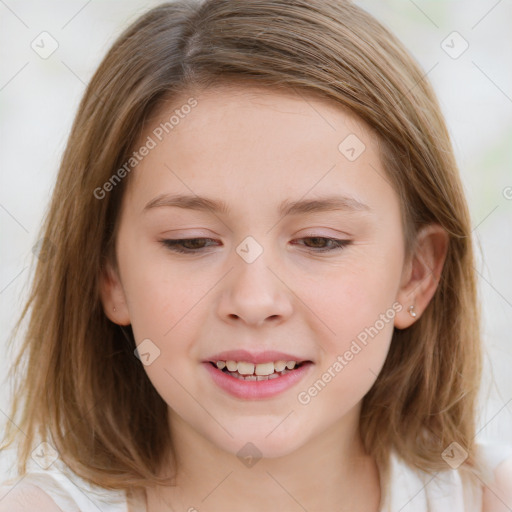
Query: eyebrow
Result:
<box><xmin>143</xmin><ymin>193</ymin><xmax>373</xmax><ymax>216</ymax></box>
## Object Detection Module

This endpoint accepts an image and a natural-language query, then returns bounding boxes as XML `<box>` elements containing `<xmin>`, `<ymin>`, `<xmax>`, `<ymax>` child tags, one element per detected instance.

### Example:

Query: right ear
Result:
<box><xmin>99</xmin><ymin>259</ymin><xmax>131</xmax><ymax>326</ymax></box>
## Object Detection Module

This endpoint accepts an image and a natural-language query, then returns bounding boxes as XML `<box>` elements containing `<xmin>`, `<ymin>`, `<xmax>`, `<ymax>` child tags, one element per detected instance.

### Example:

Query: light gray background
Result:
<box><xmin>1</xmin><ymin>0</ymin><xmax>511</xmax><ymax>481</ymax></box>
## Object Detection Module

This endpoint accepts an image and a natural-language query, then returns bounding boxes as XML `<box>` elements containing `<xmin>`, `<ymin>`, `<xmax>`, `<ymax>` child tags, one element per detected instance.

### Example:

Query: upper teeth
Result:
<box><xmin>216</xmin><ymin>360</ymin><xmax>297</xmax><ymax>375</ymax></box>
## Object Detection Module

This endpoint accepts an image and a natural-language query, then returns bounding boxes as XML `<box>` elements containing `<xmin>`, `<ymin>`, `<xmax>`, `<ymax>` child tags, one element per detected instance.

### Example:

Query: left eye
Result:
<box><xmin>160</xmin><ymin>236</ymin><xmax>351</xmax><ymax>254</ymax></box>
<box><xmin>291</xmin><ymin>237</ymin><xmax>351</xmax><ymax>252</ymax></box>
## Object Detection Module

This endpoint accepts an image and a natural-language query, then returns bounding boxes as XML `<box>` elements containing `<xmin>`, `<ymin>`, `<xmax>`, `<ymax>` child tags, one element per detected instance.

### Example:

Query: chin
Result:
<box><xmin>210</xmin><ymin>423</ymin><xmax>309</xmax><ymax>461</ymax></box>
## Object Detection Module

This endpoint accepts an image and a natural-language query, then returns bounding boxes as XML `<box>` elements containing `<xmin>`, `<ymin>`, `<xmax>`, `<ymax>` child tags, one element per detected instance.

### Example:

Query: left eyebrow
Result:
<box><xmin>278</xmin><ymin>196</ymin><xmax>373</xmax><ymax>216</ymax></box>
<box><xmin>142</xmin><ymin>193</ymin><xmax>373</xmax><ymax>216</ymax></box>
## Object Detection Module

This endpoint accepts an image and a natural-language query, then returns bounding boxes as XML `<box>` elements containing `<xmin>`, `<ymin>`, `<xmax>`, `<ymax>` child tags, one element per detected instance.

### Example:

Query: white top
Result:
<box><xmin>1</xmin><ymin>441</ymin><xmax>511</xmax><ymax>511</ymax></box>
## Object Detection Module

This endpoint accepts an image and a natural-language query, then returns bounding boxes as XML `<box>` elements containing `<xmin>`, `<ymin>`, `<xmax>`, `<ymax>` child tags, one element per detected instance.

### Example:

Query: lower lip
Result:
<box><xmin>203</xmin><ymin>362</ymin><xmax>313</xmax><ymax>400</ymax></box>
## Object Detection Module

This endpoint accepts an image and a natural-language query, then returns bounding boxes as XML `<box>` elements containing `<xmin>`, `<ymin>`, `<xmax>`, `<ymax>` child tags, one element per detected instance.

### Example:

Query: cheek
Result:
<box><xmin>298</xmin><ymin>259</ymin><xmax>400</xmax><ymax>340</ymax></box>
<box><xmin>117</xmin><ymin>237</ymin><xmax>212</xmax><ymax>392</ymax></box>
<box><xmin>292</xmin><ymin>244</ymin><xmax>402</xmax><ymax>391</ymax></box>
<box><xmin>118</xmin><ymin>235</ymin><xmax>209</xmax><ymax>340</ymax></box>
<box><xmin>297</xmin><ymin>281</ymin><xmax>396</xmax><ymax>414</ymax></box>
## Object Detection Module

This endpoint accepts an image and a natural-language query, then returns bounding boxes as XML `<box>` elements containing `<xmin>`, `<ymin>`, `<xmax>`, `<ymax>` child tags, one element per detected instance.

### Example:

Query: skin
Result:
<box><xmin>100</xmin><ymin>85</ymin><xmax>449</xmax><ymax>511</ymax></box>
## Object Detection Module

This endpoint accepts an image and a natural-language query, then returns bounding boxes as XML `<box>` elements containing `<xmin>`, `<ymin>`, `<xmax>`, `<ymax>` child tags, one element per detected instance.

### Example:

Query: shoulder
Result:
<box><xmin>0</xmin><ymin>462</ymin><xmax>134</xmax><ymax>512</ymax></box>
<box><xmin>0</xmin><ymin>482</ymin><xmax>64</xmax><ymax>512</ymax></box>
<box><xmin>482</xmin><ymin>454</ymin><xmax>512</xmax><ymax>512</ymax></box>
<box><xmin>386</xmin><ymin>441</ymin><xmax>512</xmax><ymax>511</ymax></box>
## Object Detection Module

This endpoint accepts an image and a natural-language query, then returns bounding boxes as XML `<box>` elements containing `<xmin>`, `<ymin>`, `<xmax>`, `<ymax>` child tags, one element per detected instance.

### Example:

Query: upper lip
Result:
<box><xmin>205</xmin><ymin>349</ymin><xmax>312</xmax><ymax>365</ymax></box>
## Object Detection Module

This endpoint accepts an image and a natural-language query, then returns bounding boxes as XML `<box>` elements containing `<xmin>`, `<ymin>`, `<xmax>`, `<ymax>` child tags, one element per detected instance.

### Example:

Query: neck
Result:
<box><xmin>146</xmin><ymin>403</ymin><xmax>381</xmax><ymax>512</ymax></box>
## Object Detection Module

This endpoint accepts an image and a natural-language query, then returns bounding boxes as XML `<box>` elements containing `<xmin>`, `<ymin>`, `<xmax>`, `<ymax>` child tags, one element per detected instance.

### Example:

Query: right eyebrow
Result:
<box><xmin>143</xmin><ymin>193</ymin><xmax>229</xmax><ymax>214</ymax></box>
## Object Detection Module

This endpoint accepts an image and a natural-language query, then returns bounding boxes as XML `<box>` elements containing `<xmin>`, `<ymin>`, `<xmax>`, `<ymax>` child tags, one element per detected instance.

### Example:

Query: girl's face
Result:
<box><xmin>102</xmin><ymin>85</ymin><xmax>431</xmax><ymax>458</ymax></box>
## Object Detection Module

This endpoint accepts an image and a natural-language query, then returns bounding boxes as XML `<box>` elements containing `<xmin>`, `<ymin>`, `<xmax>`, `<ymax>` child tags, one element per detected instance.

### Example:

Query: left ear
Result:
<box><xmin>394</xmin><ymin>223</ymin><xmax>449</xmax><ymax>329</ymax></box>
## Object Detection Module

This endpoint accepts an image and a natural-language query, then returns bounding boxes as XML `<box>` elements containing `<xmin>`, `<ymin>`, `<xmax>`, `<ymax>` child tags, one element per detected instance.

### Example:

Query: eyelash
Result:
<box><xmin>160</xmin><ymin>237</ymin><xmax>351</xmax><ymax>254</ymax></box>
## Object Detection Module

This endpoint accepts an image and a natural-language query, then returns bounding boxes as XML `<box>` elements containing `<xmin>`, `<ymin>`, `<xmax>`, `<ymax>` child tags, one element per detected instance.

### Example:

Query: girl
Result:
<box><xmin>1</xmin><ymin>0</ymin><xmax>511</xmax><ymax>510</ymax></box>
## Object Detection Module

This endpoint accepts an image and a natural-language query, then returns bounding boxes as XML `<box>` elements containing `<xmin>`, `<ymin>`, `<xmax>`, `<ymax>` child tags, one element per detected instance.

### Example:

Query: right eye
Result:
<box><xmin>160</xmin><ymin>238</ymin><xmax>221</xmax><ymax>254</ymax></box>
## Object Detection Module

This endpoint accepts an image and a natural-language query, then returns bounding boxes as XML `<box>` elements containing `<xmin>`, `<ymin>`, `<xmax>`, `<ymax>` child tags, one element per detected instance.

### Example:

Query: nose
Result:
<box><xmin>216</xmin><ymin>250</ymin><xmax>293</xmax><ymax>328</ymax></box>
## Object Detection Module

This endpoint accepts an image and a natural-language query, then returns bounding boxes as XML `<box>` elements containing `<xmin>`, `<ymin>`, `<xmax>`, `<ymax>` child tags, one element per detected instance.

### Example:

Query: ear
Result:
<box><xmin>394</xmin><ymin>223</ymin><xmax>449</xmax><ymax>329</ymax></box>
<box><xmin>99</xmin><ymin>259</ymin><xmax>131</xmax><ymax>326</ymax></box>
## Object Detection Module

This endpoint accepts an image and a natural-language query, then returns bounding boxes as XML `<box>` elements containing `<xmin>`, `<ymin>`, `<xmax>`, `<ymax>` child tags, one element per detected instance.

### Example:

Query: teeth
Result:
<box><xmin>274</xmin><ymin>360</ymin><xmax>287</xmax><ymax>372</ymax></box>
<box><xmin>237</xmin><ymin>361</ymin><xmax>255</xmax><ymax>375</ymax></box>
<box><xmin>214</xmin><ymin>359</ymin><xmax>302</xmax><ymax>379</ymax></box>
<box><xmin>255</xmin><ymin>362</ymin><xmax>275</xmax><ymax>376</ymax></box>
<box><xmin>226</xmin><ymin>360</ymin><xmax>238</xmax><ymax>372</ymax></box>
<box><xmin>226</xmin><ymin>369</ymin><xmax>293</xmax><ymax>381</ymax></box>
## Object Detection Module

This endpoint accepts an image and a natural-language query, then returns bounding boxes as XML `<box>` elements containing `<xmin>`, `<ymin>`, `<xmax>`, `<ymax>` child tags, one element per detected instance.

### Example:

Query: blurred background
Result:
<box><xmin>1</xmin><ymin>0</ymin><xmax>511</xmax><ymax>481</ymax></box>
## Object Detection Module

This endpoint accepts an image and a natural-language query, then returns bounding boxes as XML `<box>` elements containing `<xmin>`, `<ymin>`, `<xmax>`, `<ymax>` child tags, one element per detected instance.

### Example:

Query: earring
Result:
<box><xmin>408</xmin><ymin>305</ymin><xmax>417</xmax><ymax>318</ymax></box>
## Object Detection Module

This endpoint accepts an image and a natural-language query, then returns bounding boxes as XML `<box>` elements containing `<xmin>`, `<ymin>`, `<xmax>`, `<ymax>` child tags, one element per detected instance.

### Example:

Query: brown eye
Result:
<box><xmin>161</xmin><ymin>238</ymin><xmax>219</xmax><ymax>253</ymax></box>
<box><xmin>303</xmin><ymin>237</ymin><xmax>329</xmax><ymax>248</ymax></box>
<box><xmin>293</xmin><ymin>237</ymin><xmax>351</xmax><ymax>252</ymax></box>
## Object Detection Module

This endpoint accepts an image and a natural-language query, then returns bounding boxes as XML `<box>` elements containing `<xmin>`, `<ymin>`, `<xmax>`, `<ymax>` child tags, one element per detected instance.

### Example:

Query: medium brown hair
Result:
<box><xmin>1</xmin><ymin>0</ymin><xmax>483</xmax><ymax>500</ymax></box>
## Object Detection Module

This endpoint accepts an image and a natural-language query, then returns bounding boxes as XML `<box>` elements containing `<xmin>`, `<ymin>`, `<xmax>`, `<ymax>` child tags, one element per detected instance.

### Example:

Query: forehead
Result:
<box><xmin>164</xmin><ymin>84</ymin><xmax>372</xmax><ymax>153</ymax></box>
<box><xmin>124</xmin><ymin>84</ymin><xmax>398</xmax><ymax>218</ymax></box>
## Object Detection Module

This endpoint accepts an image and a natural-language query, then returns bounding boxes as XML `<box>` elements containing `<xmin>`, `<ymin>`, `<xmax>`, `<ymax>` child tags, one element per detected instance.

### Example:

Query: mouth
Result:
<box><xmin>209</xmin><ymin>359</ymin><xmax>310</xmax><ymax>381</ymax></box>
<box><xmin>203</xmin><ymin>354</ymin><xmax>314</xmax><ymax>400</ymax></box>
